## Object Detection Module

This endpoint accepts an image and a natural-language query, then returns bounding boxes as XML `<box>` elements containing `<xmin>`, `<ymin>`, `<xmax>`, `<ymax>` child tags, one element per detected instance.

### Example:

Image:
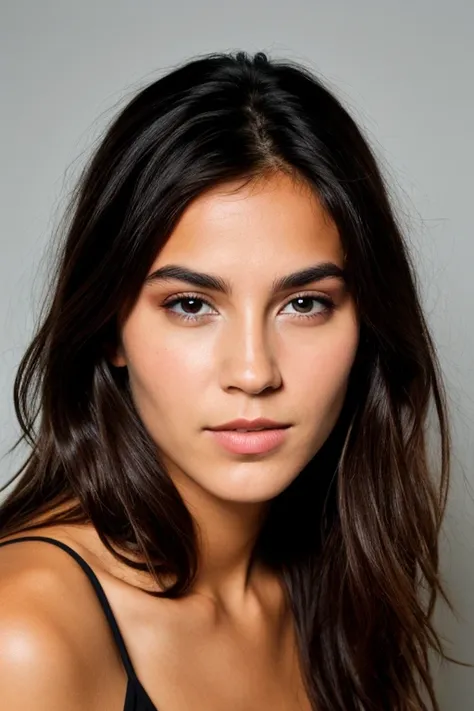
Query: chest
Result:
<box><xmin>125</xmin><ymin>598</ymin><xmax>313</xmax><ymax>711</ymax></box>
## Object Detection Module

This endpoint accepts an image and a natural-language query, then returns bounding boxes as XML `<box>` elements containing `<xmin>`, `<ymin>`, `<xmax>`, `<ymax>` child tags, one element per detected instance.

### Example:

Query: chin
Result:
<box><xmin>198</xmin><ymin>472</ymin><xmax>296</xmax><ymax>505</ymax></box>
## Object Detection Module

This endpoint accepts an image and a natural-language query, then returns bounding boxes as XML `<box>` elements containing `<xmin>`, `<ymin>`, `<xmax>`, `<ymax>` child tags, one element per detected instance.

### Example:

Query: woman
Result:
<box><xmin>0</xmin><ymin>50</ymin><xmax>463</xmax><ymax>710</ymax></box>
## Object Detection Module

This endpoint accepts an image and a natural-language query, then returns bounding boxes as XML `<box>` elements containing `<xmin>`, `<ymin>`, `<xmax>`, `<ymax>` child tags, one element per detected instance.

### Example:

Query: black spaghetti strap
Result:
<box><xmin>0</xmin><ymin>535</ymin><xmax>138</xmax><ymax>682</ymax></box>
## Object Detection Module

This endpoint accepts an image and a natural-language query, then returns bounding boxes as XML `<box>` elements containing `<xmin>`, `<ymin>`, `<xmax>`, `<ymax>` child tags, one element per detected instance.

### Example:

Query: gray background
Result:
<box><xmin>1</xmin><ymin>1</ymin><xmax>473</xmax><ymax>707</ymax></box>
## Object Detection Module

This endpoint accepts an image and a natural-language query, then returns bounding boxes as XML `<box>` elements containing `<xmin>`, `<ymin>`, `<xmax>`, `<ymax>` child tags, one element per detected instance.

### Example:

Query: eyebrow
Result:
<box><xmin>144</xmin><ymin>262</ymin><xmax>347</xmax><ymax>294</ymax></box>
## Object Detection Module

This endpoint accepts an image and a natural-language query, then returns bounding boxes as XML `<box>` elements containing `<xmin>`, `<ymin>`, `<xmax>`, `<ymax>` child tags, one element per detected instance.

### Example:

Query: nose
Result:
<box><xmin>219</xmin><ymin>314</ymin><xmax>282</xmax><ymax>395</ymax></box>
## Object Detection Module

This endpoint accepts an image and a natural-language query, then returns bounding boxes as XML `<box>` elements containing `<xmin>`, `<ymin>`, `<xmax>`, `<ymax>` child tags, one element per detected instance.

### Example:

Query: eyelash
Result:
<box><xmin>161</xmin><ymin>292</ymin><xmax>336</xmax><ymax>322</ymax></box>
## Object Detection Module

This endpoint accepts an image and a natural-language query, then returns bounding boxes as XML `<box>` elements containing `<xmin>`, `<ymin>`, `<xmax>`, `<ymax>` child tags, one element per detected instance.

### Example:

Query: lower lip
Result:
<box><xmin>207</xmin><ymin>428</ymin><xmax>289</xmax><ymax>455</ymax></box>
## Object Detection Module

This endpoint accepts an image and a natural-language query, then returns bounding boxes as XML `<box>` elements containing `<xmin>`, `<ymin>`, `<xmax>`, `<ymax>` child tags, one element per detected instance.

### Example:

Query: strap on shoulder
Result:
<box><xmin>0</xmin><ymin>535</ymin><xmax>138</xmax><ymax>681</ymax></box>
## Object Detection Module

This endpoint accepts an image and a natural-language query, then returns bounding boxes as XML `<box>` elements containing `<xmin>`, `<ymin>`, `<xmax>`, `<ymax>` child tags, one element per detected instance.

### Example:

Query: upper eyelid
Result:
<box><xmin>162</xmin><ymin>291</ymin><xmax>334</xmax><ymax>310</ymax></box>
<box><xmin>163</xmin><ymin>289</ymin><xmax>333</xmax><ymax>300</ymax></box>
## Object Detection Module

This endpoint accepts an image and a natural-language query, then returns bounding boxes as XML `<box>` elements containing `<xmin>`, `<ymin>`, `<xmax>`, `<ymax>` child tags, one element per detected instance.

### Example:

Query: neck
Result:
<box><xmin>175</xmin><ymin>472</ymin><xmax>271</xmax><ymax>612</ymax></box>
<box><xmin>38</xmin><ymin>489</ymin><xmax>275</xmax><ymax>616</ymax></box>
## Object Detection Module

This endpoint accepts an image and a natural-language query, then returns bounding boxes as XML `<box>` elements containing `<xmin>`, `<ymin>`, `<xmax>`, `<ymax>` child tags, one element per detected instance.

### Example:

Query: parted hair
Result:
<box><xmin>0</xmin><ymin>50</ymin><xmax>467</xmax><ymax>710</ymax></box>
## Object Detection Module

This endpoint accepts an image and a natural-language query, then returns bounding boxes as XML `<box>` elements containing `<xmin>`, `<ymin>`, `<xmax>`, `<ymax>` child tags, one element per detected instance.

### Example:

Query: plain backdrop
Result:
<box><xmin>1</xmin><ymin>1</ymin><xmax>473</xmax><ymax>708</ymax></box>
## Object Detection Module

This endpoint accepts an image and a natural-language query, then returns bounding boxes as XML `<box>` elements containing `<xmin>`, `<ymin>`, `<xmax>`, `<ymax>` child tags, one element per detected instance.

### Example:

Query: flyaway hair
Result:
<box><xmin>1</xmin><ymin>50</ymin><xmax>470</xmax><ymax>710</ymax></box>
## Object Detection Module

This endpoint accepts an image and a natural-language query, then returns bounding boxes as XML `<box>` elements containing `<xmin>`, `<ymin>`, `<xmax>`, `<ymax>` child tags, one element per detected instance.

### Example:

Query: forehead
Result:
<box><xmin>152</xmin><ymin>172</ymin><xmax>342</xmax><ymax>270</ymax></box>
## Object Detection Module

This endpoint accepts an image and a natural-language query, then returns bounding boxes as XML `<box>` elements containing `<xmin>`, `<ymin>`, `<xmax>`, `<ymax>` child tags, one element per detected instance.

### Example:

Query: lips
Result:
<box><xmin>209</xmin><ymin>417</ymin><xmax>290</xmax><ymax>432</ymax></box>
<box><xmin>207</xmin><ymin>427</ymin><xmax>290</xmax><ymax>455</ymax></box>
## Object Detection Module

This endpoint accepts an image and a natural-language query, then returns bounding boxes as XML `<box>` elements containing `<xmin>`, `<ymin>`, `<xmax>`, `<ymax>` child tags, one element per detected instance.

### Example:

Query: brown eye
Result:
<box><xmin>179</xmin><ymin>298</ymin><xmax>204</xmax><ymax>314</ymax></box>
<box><xmin>280</xmin><ymin>295</ymin><xmax>335</xmax><ymax>318</ymax></box>
<box><xmin>162</xmin><ymin>294</ymin><xmax>216</xmax><ymax>320</ymax></box>
<box><xmin>292</xmin><ymin>297</ymin><xmax>314</xmax><ymax>313</ymax></box>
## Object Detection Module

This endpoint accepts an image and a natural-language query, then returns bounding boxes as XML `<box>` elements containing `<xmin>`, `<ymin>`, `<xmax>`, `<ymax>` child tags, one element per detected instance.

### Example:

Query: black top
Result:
<box><xmin>0</xmin><ymin>535</ymin><xmax>158</xmax><ymax>711</ymax></box>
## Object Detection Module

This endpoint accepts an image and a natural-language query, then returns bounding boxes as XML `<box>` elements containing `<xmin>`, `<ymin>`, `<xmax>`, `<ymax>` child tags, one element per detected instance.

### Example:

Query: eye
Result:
<box><xmin>162</xmin><ymin>293</ymin><xmax>336</xmax><ymax>322</ymax></box>
<box><xmin>280</xmin><ymin>295</ymin><xmax>335</xmax><ymax>319</ymax></box>
<box><xmin>162</xmin><ymin>295</ymin><xmax>216</xmax><ymax>320</ymax></box>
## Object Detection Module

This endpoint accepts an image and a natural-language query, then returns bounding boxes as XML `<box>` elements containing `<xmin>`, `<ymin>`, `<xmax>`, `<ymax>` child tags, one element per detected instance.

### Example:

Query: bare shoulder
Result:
<box><xmin>0</xmin><ymin>600</ymin><xmax>94</xmax><ymax>710</ymax></box>
<box><xmin>0</xmin><ymin>533</ymin><xmax>127</xmax><ymax>710</ymax></box>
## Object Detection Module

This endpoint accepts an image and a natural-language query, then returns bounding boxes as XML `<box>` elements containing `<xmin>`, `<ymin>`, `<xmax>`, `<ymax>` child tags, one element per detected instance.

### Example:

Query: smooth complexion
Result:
<box><xmin>0</xmin><ymin>171</ymin><xmax>361</xmax><ymax>711</ymax></box>
<box><xmin>111</xmin><ymin>170</ymin><xmax>360</xmax><ymax>613</ymax></box>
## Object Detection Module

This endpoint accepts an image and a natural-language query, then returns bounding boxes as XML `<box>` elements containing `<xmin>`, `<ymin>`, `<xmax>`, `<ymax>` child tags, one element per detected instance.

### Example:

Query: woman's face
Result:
<box><xmin>112</xmin><ymin>172</ymin><xmax>359</xmax><ymax>504</ymax></box>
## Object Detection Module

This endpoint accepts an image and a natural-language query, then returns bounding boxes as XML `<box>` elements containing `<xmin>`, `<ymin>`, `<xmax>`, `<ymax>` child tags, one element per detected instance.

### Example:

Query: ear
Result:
<box><xmin>104</xmin><ymin>341</ymin><xmax>127</xmax><ymax>368</ymax></box>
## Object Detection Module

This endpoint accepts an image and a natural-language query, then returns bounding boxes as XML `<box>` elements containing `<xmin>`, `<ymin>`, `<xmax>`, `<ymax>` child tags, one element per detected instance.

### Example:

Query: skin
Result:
<box><xmin>0</xmin><ymin>169</ymin><xmax>360</xmax><ymax>710</ymax></box>
<box><xmin>111</xmin><ymin>169</ymin><xmax>360</xmax><ymax>613</ymax></box>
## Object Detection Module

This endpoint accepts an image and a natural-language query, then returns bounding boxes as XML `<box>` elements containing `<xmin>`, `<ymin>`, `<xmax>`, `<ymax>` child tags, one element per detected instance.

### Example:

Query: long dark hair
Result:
<box><xmin>0</xmin><ymin>50</ymin><xmax>468</xmax><ymax>710</ymax></box>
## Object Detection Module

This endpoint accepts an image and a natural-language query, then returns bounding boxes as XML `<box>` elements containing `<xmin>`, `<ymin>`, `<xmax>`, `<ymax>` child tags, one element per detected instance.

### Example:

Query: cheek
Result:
<box><xmin>287</xmin><ymin>325</ymin><xmax>359</xmax><ymax>415</ymax></box>
<box><xmin>123</xmin><ymin>328</ymin><xmax>211</xmax><ymax>413</ymax></box>
<box><xmin>289</xmin><ymin>334</ymin><xmax>357</xmax><ymax>456</ymax></box>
